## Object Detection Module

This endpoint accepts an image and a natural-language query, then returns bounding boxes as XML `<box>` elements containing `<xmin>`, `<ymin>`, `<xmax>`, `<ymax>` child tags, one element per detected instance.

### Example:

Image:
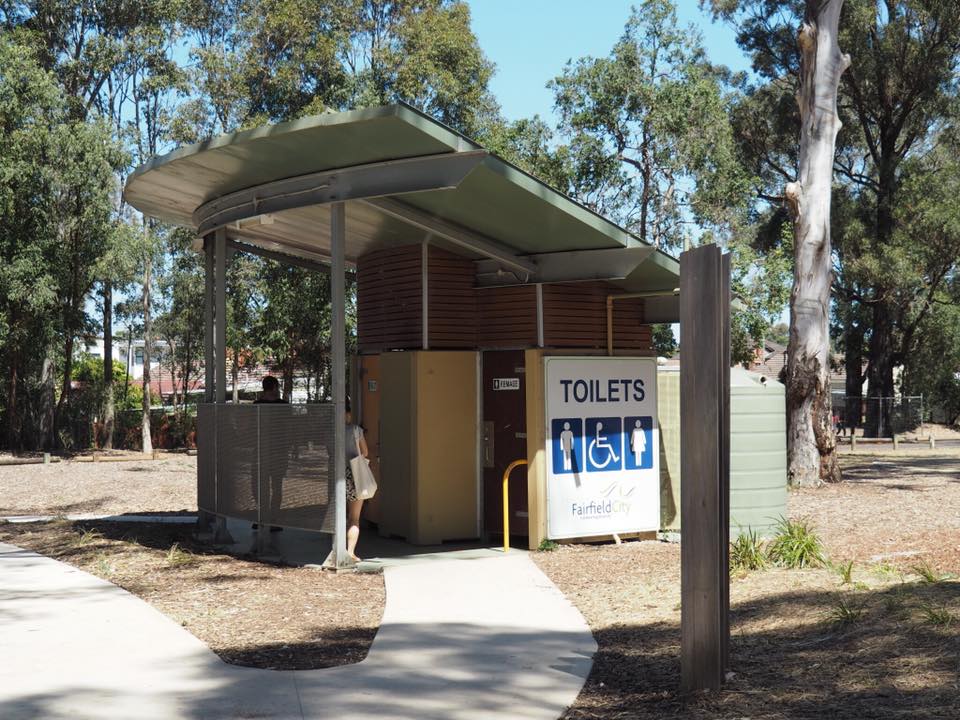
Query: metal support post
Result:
<box><xmin>204</xmin><ymin>234</ymin><xmax>214</xmax><ymax>403</ymax></box>
<box><xmin>197</xmin><ymin>233</ymin><xmax>217</xmax><ymax>533</ymax></box>
<box><xmin>331</xmin><ymin>203</ymin><xmax>348</xmax><ymax>568</ymax></box>
<box><xmin>214</xmin><ymin>228</ymin><xmax>227</xmax><ymax>404</ymax></box>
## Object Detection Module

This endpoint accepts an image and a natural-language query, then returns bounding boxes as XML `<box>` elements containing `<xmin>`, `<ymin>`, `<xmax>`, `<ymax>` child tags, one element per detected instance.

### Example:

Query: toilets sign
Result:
<box><xmin>544</xmin><ymin>357</ymin><xmax>660</xmax><ymax>539</ymax></box>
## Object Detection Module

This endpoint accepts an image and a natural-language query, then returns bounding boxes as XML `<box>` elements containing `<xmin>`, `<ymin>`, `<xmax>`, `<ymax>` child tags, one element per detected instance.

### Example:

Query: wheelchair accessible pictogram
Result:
<box><xmin>584</xmin><ymin>417</ymin><xmax>622</xmax><ymax>472</ymax></box>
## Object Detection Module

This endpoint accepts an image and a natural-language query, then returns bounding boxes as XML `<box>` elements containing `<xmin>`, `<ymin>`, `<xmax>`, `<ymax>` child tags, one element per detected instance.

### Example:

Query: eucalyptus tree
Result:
<box><xmin>2</xmin><ymin>1</ymin><xmax>181</xmax><ymax>448</ymax></box>
<box><xmin>343</xmin><ymin>0</ymin><xmax>497</xmax><ymax>136</ymax></box>
<box><xmin>0</xmin><ymin>35</ymin><xmax>122</xmax><ymax>449</ymax></box>
<box><xmin>519</xmin><ymin>1</ymin><xmax>779</xmax><ymax>366</ymax></box>
<box><xmin>121</xmin><ymin>15</ymin><xmax>186</xmax><ymax>452</ymax></box>
<box><xmin>548</xmin><ymin>0</ymin><xmax>751</xmax><ymax>252</ymax></box>
<box><xmin>707</xmin><ymin>0</ymin><xmax>849</xmax><ymax>485</ymax></box>
<box><xmin>0</xmin><ymin>35</ymin><xmax>62</xmax><ymax>449</ymax></box>
<box><xmin>710</xmin><ymin>0</ymin><xmax>960</xmax><ymax>442</ymax></box>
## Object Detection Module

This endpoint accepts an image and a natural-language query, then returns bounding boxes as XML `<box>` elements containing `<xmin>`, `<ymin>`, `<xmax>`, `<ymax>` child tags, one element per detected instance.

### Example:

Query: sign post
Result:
<box><xmin>679</xmin><ymin>244</ymin><xmax>731</xmax><ymax>692</ymax></box>
<box><xmin>543</xmin><ymin>357</ymin><xmax>660</xmax><ymax>539</ymax></box>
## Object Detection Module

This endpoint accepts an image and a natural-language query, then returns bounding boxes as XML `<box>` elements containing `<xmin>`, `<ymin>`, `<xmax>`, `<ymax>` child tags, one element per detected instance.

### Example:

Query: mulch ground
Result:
<box><xmin>533</xmin><ymin>451</ymin><xmax>960</xmax><ymax>720</ymax></box>
<box><xmin>0</xmin><ymin>519</ymin><xmax>384</xmax><ymax>670</ymax></box>
<box><xmin>2</xmin><ymin>448</ymin><xmax>959</xmax><ymax>715</ymax></box>
<box><xmin>0</xmin><ymin>451</ymin><xmax>196</xmax><ymax>516</ymax></box>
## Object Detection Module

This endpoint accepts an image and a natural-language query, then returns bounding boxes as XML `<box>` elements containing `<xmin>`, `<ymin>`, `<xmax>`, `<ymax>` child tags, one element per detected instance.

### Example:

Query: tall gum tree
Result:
<box><xmin>784</xmin><ymin>0</ymin><xmax>848</xmax><ymax>485</ymax></box>
<box><xmin>708</xmin><ymin>0</ymin><xmax>847</xmax><ymax>483</ymax></box>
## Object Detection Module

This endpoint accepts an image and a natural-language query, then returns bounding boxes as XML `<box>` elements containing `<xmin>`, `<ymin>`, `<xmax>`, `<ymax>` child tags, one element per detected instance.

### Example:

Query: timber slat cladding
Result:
<box><xmin>478</xmin><ymin>285</ymin><xmax>537</xmax><ymax>346</ymax></box>
<box><xmin>357</xmin><ymin>245</ymin><xmax>422</xmax><ymax>353</ymax></box>
<box><xmin>543</xmin><ymin>282</ymin><xmax>650</xmax><ymax>350</ymax></box>
<box><xmin>428</xmin><ymin>246</ymin><xmax>477</xmax><ymax>348</ymax></box>
<box><xmin>358</xmin><ymin>247</ymin><xmax>655</xmax><ymax>353</ymax></box>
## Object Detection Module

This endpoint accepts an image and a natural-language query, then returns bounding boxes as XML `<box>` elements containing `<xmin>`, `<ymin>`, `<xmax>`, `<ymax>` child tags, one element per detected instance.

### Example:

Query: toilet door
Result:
<box><xmin>482</xmin><ymin>350</ymin><xmax>528</xmax><ymax>540</ymax></box>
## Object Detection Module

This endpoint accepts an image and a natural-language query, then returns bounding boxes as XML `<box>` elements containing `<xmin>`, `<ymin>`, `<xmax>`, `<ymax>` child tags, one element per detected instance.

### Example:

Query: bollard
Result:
<box><xmin>893</xmin><ymin>435</ymin><xmax>899</xmax><ymax>451</ymax></box>
<box><xmin>930</xmin><ymin>435</ymin><xmax>936</xmax><ymax>450</ymax></box>
<box><xmin>43</xmin><ymin>452</ymin><xmax>50</xmax><ymax>465</ymax></box>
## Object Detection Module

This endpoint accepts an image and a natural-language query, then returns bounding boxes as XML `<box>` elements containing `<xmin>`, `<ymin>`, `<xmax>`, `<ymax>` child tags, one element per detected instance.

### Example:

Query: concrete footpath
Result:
<box><xmin>0</xmin><ymin>542</ymin><xmax>595</xmax><ymax>719</ymax></box>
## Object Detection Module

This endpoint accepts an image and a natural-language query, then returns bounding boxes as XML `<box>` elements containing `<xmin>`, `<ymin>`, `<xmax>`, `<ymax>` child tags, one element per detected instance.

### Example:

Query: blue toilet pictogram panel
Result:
<box><xmin>584</xmin><ymin>417</ymin><xmax>622</xmax><ymax>472</ymax></box>
<box><xmin>623</xmin><ymin>416</ymin><xmax>654</xmax><ymax>470</ymax></box>
<box><xmin>551</xmin><ymin>418</ymin><xmax>583</xmax><ymax>474</ymax></box>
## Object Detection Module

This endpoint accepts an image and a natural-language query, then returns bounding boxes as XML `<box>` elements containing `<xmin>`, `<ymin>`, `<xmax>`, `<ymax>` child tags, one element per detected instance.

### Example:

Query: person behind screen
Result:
<box><xmin>253</xmin><ymin>375</ymin><xmax>288</xmax><ymax>532</ymax></box>
<box><xmin>345</xmin><ymin>401</ymin><xmax>369</xmax><ymax>562</ymax></box>
<box><xmin>254</xmin><ymin>375</ymin><xmax>287</xmax><ymax>404</ymax></box>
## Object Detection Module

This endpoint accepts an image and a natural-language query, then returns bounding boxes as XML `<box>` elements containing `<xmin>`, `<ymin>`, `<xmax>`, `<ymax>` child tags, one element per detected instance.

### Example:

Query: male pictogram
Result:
<box><xmin>560</xmin><ymin>421</ymin><xmax>574</xmax><ymax>471</ymax></box>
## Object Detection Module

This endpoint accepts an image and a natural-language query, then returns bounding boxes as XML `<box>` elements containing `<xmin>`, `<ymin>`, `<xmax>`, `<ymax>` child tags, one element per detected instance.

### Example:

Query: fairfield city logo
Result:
<box><xmin>570</xmin><ymin>482</ymin><xmax>636</xmax><ymax>518</ymax></box>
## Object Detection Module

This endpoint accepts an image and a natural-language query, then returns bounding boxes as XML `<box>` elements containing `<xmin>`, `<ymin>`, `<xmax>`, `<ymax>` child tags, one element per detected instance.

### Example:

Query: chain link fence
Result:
<box><xmin>831</xmin><ymin>393</ymin><xmax>924</xmax><ymax>438</ymax></box>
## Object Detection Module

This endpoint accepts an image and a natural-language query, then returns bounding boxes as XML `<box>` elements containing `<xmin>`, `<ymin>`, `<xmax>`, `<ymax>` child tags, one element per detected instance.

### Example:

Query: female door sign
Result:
<box><xmin>624</xmin><ymin>416</ymin><xmax>654</xmax><ymax>470</ymax></box>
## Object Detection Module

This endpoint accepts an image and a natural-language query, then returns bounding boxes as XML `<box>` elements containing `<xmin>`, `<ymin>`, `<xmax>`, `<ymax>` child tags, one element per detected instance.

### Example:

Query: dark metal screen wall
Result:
<box><xmin>197</xmin><ymin>403</ymin><xmax>337</xmax><ymax>532</ymax></box>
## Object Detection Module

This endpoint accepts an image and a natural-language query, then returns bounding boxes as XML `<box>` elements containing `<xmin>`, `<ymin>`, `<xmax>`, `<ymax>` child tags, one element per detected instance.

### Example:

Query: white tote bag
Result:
<box><xmin>349</xmin><ymin>426</ymin><xmax>378</xmax><ymax>500</ymax></box>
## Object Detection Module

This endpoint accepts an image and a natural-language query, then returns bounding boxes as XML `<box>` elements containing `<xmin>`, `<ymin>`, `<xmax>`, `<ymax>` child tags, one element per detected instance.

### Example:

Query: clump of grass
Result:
<box><xmin>919</xmin><ymin>602</ymin><xmax>954</xmax><ymax>627</ymax></box>
<box><xmin>537</xmin><ymin>539</ymin><xmax>559</xmax><ymax>552</ymax></box>
<box><xmin>73</xmin><ymin>528</ymin><xmax>104</xmax><ymax>547</ymax></box>
<box><xmin>882</xmin><ymin>592</ymin><xmax>905</xmax><ymax>616</ymax></box>
<box><xmin>94</xmin><ymin>553</ymin><xmax>114</xmax><ymax>576</ymax></box>
<box><xmin>832</xmin><ymin>559</ymin><xmax>855</xmax><ymax>585</ymax></box>
<box><xmin>768</xmin><ymin>516</ymin><xmax>824</xmax><ymax>569</ymax></box>
<box><xmin>165</xmin><ymin>542</ymin><xmax>196</xmax><ymax>567</ymax></box>
<box><xmin>911</xmin><ymin>559</ymin><xmax>953</xmax><ymax>585</ymax></box>
<box><xmin>730</xmin><ymin>529</ymin><xmax>768</xmax><ymax>572</ymax></box>
<box><xmin>872</xmin><ymin>562</ymin><xmax>900</xmax><ymax>580</ymax></box>
<box><xmin>828</xmin><ymin>598</ymin><xmax>865</xmax><ymax>626</ymax></box>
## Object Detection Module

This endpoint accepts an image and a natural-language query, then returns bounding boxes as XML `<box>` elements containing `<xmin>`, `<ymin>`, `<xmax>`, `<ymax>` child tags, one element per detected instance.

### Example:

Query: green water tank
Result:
<box><xmin>657</xmin><ymin>367</ymin><xmax>787</xmax><ymax>538</ymax></box>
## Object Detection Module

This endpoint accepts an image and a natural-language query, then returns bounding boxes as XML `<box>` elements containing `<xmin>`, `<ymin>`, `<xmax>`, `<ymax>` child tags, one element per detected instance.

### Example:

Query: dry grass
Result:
<box><xmin>534</xmin><ymin>452</ymin><xmax>960</xmax><ymax>719</ymax></box>
<box><xmin>0</xmin><ymin>520</ymin><xmax>384</xmax><ymax>670</ymax></box>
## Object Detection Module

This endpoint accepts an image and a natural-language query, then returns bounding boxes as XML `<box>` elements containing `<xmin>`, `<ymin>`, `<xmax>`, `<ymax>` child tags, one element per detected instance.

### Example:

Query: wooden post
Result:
<box><xmin>680</xmin><ymin>244</ymin><xmax>730</xmax><ymax>692</ymax></box>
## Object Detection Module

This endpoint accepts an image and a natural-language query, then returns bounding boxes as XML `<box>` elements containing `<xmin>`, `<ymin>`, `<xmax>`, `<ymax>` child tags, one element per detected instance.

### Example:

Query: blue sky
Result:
<box><xmin>469</xmin><ymin>1</ymin><xmax>751</xmax><ymax>124</ymax></box>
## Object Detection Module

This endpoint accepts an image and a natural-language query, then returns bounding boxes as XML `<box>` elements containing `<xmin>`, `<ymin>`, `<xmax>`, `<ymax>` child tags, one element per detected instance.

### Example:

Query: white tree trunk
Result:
<box><xmin>785</xmin><ymin>0</ymin><xmax>848</xmax><ymax>486</ymax></box>
<box><xmin>141</xmin><ymin>220</ymin><xmax>154</xmax><ymax>454</ymax></box>
<box><xmin>103</xmin><ymin>282</ymin><xmax>114</xmax><ymax>449</ymax></box>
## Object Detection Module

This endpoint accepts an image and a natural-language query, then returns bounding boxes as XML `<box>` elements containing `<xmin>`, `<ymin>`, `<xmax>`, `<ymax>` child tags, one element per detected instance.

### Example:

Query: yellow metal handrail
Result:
<box><xmin>502</xmin><ymin>459</ymin><xmax>528</xmax><ymax>553</ymax></box>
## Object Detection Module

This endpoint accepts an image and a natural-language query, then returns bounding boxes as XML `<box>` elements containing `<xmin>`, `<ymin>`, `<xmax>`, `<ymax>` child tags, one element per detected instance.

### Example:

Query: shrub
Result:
<box><xmin>768</xmin><ymin>516</ymin><xmax>824</xmax><ymax>569</ymax></box>
<box><xmin>730</xmin><ymin>528</ymin><xmax>768</xmax><ymax>572</ymax></box>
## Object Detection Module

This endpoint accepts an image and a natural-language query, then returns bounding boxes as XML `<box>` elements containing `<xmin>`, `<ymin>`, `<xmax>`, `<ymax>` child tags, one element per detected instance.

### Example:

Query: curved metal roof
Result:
<box><xmin>124</xmin><ymin>103</ymin><xmax>679</xmax><ymax>291</ymax></box>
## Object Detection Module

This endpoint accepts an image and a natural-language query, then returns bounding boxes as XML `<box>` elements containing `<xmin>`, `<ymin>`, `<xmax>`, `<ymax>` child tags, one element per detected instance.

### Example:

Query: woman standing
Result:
<box><xmin>345</xmin><ymin>403</ymin><xmax>369</xmax><ymax>562</ymax></box>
